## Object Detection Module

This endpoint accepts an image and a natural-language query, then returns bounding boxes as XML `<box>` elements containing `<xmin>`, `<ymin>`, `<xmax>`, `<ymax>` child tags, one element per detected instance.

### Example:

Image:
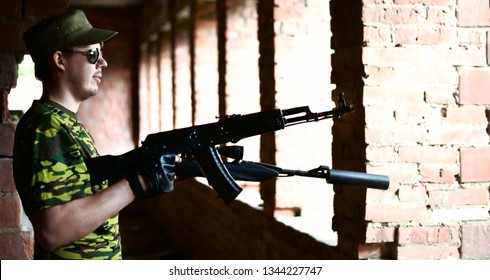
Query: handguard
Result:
<box><xmin>176</xmin><ymin>145</ymin><xmax>390</xmax><ymax>190</ymax></box>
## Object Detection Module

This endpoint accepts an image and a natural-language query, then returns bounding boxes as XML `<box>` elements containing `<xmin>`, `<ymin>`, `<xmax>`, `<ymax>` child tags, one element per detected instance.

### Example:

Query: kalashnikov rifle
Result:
<box><xmin>85</xmin><ymin>93</ymin><xmax>359</xmax><ymax>204</ymax></box>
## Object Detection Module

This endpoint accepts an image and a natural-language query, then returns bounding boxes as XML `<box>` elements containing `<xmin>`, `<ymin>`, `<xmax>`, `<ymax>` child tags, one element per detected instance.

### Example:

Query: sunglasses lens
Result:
<box><xmin>88</xmin><ymin>49</ymin><xmax>99</xmax><ymax>64</ymax></box>
<box><xmin>62</xmin><ymin>48</ymin><xmax>101</xmax><ymax>64</ymax></box>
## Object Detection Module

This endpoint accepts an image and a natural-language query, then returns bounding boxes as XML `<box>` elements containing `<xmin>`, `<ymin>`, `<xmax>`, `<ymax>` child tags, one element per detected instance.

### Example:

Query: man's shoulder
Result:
<box><xmin>18</xmin><ymin>100</ymin><xmax>76</xmax><ymax>130</ymax></box>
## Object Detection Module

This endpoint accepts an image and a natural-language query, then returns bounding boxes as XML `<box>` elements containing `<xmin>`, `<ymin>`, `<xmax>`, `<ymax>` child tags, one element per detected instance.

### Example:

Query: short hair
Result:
<box><xmin>33</xmin><ymin>55</ymin><xmax>51</xmax><ymax>82</ymax></box>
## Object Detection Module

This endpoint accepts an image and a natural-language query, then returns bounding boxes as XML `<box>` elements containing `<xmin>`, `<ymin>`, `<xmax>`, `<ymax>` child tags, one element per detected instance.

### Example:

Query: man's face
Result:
<box><xmin>63</xmin><ymin>43</ymin><xmax>108</xmax><ymax>101</ymax></box>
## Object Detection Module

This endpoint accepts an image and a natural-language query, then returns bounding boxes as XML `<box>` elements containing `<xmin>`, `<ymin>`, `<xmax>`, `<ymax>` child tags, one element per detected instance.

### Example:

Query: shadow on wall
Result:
<box><xmin>121</xmin><ymin>180</ymin><xmax>340</xmax><ymax>260</ymax></box>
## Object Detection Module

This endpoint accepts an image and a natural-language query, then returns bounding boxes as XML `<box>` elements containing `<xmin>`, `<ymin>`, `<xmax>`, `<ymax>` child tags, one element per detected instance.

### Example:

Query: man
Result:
<box><xmin>13</xmin><ymin>9</ymin><xmax>175</xmax><ymax>260</ymax></box>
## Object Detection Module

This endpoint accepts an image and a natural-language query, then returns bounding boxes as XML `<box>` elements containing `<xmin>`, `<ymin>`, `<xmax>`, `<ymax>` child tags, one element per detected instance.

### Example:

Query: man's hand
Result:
<box><xmin>127</xmin><ymin>154</ymin><xmax>181</xmax><ymax>199</ymax></box>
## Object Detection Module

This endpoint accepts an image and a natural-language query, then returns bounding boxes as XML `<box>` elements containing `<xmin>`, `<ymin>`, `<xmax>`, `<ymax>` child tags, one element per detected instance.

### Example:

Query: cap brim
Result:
<box><xmin>71</xmin><ymin>28</ymin><xmax>118</xmax><ymax>46</ymax></box>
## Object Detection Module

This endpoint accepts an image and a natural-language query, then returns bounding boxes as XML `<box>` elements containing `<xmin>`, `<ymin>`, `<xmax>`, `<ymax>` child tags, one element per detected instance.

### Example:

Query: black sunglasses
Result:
<box><xmin>62</xmin><ymin>48</ymin><xmax>101</xmax><ymax>64</ymax></box>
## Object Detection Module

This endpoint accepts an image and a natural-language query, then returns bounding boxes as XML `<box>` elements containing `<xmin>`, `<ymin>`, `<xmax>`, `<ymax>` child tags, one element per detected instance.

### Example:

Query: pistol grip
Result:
<box><xmin>193</xmin><ymin>146</ymin><xmax>243</xmax><ymax>204</ymax></box>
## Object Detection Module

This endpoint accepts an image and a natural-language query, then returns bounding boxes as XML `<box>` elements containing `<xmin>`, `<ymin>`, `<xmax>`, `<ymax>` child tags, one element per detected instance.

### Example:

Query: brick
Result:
<box><xmin>366</xmin><ymin>163</ymin><xmax>419</xmax><ymax>185</ymax></box>
<box><xmin>366</xmin><ymin>145</ymin><xmax>396</xmax><ymax>162</ymax></box>
<box><xmin>0</xmin><ymin>195</ymin><xmax>21</xmax><ymax>227</ymax></box>
<box><xmin>0</xmin><ymin>159</ymin><xmax>15</xmax><ymax>193</ymax></box>
<box><xmin>365</xmin><ymin>226</ymin><xmax>396</xmax><ymax>243</ymax></box>
<box><xmin>397</xmin><ymin>226</ymin><xmax>459</xmax><ymax>244</ymax></box>
<box><xmin>0</xmin><ymin>53</ymin><xmax>18</xmax><ymax>88</ymax></box>
<box><xmin>364</xmin><ymin>46</ymin><xmax>485</xmax><ymax>68</ymax></box>
<box><xmin>274</xmin><ymin>1</ymin><xmax>317</xmax><ymax>20</ymax></box>
<box><xmin>368</xmin><ymin>45</ymin><xmax>486</xmax><ymax>68</ymax></box>
<box><xmin>363</xmin><ymin>25</ymin><xmax>393</xmax><ymax>45</ymax></box>
<box><xmin>393</xmin><ymin>0</ymin><xmax>455</xmax><ymax>5</ymax></box>
<box><xmin>363</xmin><ymin>85</ymin><xmax>423</xmax><ymax>104</ymax></box>
<box><xmin>461</xmin><ymin>223</ymin><xmax>490</xmax><ymax>259</ymax></box>
<box><xmin>366</xmin><ymin>184</ymin><xmax>398</xmax><ymax>203</ymax></box>
<box><xmin>442</xmin><ymin>106</ymin><xmax>488</xmax><ymax>125</ymax></box>
<box><xmin>0</xmin><ymin>122</ymin><xmax>15</xmax><ymax>156</ymax></box>
<box><xmin>459</xmin><ymin>68</ymin><xmax>490</xmax><ymax>104</ymax></box>
<box><xmin>398</xmin><ymin>146</ymin><xmax>458</xmax><ymax>164</ymax></box>
<box><xmin>1</xmin><ymin>88</ymin><xmax>10</xmax><ymax>122</ymax></box>
<box><xmin>365</xmin><ymin>204</ymin><xmax>426</xmax><ymax>223</ymax></box>
<box><xmin>364</xmin><ymin>65</ymin><xmax>458</xmax><ymax>86</ymax></box>
<box><xmin>426</xmin><ymin>207</ymin><xmax>489</xmax><ymax>223</ymax></box>
<box><xmin>363</xmin><ymin>66</ymin><xmax>395</xmax><ymax>85</ymax></box>
<box><xmin>460</xmin><ymin>146</ymin><xmax>490</xmax><ymax>182</ymax></box>
<box><xmin>458</xmin><ymin>29</ymin><xmax>486</xmax><ymax>48</ymax></box>
<box><xmin>0</xmin><ymin>230</ymin><xmax>34</xmax><ymax>259</ymax></box>
<box><xmin>397</xmin><ymin>185</ymin><xmax>428</xmax><ymax>203</ymax></box>
<box><xmin>457</xmin><ymin>0</ymin><xmax>490</xmax><ymax>27</ymax></box>
<box><xmin>365</xmin><ymin>124</ymin><xmax>427</xmax><ymax>145</ymax></box>
<box><xmin>419</xmin><ymin>164</ymin><xmax>457</xmax><ymax>184</ymax></box>
<box><xmin>429</xmin><ymin>188</ymin><xmax>488</xmax><ymax>206</ymax></box>
<box><xmin>395</xmin><ymin>26</ymin><xmax>455</xmax><ymax>46</ymax></box>
<box><xmin>427</xmin><ymin>6</ymin><xmax>457</xmax><ymax>25</ymax></box>
<box><xmin>424</xmin><ymin>87</ymin><xmax>459</xmax><ymax>105</ymax></box>
<box><xmin>397</xmin><ymin>244</ymin><xmax>460</xmax><ymax>259</ymax></box>
<box><xmin>365</xmin><ymin>105</ymin><xmax>396</xmax><ymax>123</ymax></box>
<box><xmin>427</xmin><ymin>126</ymin><xmax>489</xmax><ymax>145</ymax></box>
<box><xmin>362</xmin><ymin>5</ymin><xmax>426</xmax><ymax>25</ymax></box>
<box><xmin>394</xmin><ymin>105</ymin><xmax>429</xmax><ymax>123</ymax></box>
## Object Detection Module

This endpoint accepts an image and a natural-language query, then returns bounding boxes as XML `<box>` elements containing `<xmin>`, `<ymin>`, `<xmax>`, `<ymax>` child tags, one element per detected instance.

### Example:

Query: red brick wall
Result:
<box><xmin>0</xmin><ymin>0</ymin><xmax>68</xmax><ymax>260</ymax></box>
<box><xmin>343</xmin><ymin>0</ymin><xmax>490</xmax><ymax>259</ymax></box>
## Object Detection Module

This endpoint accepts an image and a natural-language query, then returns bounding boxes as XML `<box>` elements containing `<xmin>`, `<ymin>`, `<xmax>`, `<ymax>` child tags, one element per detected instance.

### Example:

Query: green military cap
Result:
<box><xmin>23</xmin><ymin>9</ymin><xmax>118</xmax><ymax>63</ymax></box>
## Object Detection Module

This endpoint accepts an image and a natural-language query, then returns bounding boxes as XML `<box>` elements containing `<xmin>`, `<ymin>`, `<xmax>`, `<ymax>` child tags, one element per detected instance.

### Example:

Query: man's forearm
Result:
<box><xmin>28</xmin><ymin>179</ymin><xmax>135</xmax><ymax>252</ymax></box>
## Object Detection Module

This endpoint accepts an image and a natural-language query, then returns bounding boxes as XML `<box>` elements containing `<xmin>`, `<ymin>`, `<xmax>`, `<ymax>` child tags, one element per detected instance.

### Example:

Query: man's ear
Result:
<box><xmin>52</xmin><ymin>51</ymin><xmax>65</xmax><ymax>71</ymax></box>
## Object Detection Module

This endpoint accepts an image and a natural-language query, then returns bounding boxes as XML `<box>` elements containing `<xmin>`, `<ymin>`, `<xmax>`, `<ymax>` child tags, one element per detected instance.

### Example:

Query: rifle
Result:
<box><xmin>85</xmin><ymin>93</ymin><xmax>355</xmax><ymax>204</ymax></box>
<box><xmin>176</xmin><ymin>146</ymin><xmax>390</xmax><ymax>190</ymax></box>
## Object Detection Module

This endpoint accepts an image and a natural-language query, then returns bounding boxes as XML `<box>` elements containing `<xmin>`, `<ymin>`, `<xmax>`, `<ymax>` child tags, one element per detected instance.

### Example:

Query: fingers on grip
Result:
<box><xmin>127</xmin><ymin>153</ymin><xmax>177</xmax><ymax>199</ymax></box>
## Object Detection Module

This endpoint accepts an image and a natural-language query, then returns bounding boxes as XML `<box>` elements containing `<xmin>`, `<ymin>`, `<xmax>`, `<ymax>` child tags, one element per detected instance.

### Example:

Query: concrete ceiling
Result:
<box><xmin>67</xmin><ymin>0</ymin><xmax>141</xmax><ymax>8</ymax></box>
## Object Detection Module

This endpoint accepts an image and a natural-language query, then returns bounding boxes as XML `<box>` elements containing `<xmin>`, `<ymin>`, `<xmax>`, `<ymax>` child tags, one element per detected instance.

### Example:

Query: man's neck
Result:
<box><xmin>41</xmin><ymin>87</ymin><xmax>80</xmax><ymax>113</ymax></box>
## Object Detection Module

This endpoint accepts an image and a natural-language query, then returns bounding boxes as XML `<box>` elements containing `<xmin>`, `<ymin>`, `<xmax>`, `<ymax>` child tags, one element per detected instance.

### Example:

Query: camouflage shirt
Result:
<box><xmin>13</xmin><ymin>100</ymin><xmax>122</xmax><ymax>260</ymax></box>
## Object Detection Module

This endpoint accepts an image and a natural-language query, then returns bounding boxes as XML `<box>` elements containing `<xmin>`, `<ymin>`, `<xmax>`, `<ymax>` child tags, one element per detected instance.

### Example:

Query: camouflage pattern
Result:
<box><xmin>13</xmin><ymin>100</ymin><xmax>122</xmax><ymax>260</ymax></box>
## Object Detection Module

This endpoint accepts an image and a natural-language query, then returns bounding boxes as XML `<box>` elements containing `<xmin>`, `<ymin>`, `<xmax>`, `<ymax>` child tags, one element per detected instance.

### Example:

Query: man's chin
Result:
<box><xmin>82</xmin><ymin>90</ymin><xmax>98</xmax><ymax>101</ymax></box>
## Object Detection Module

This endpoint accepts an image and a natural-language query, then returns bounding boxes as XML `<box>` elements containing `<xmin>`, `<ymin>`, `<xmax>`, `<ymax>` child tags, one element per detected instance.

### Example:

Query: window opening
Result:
<box><xmin>8</xmin><ymin>55</ymin><xmax>42</xmax><ymax>121</ymax></box>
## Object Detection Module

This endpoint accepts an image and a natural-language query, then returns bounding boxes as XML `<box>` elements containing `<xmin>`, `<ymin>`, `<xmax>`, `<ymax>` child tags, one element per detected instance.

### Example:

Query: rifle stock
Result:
<box><xmin>85</xmin><ymin>93</ymin><xmax>355</xmax><ymax>204</ymax></box>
